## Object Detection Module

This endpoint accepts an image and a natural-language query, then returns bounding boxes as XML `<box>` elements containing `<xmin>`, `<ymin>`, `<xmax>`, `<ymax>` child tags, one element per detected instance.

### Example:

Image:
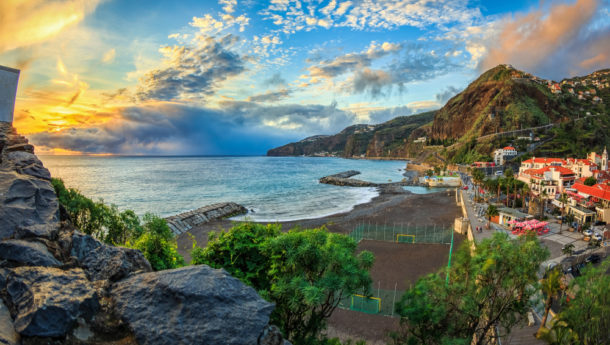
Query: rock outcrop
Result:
<box><xmin>0</xmin><ymin>122</ymin><xmax>58</xmax><ymax>241</ymax></box>
<box><xmin>0</xmin><ymin>122</ymin><xmax>290</xmax><ymax>345</ymax></box>
<box><xmin>112</xmin><ymin>265</ymin><xmax>275</xmax><ymax>345</ymax></box>
<box><xmin>5</xmin><ymin>267</ymin><xmax>99</xmax><ymax>337</ymax></box>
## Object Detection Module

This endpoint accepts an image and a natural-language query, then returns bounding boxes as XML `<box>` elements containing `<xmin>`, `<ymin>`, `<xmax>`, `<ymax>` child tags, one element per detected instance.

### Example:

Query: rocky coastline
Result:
<box><xmin>0</xmin><ymin>122</ymin><xmax>290</xmax><ymax>345</ymax></box>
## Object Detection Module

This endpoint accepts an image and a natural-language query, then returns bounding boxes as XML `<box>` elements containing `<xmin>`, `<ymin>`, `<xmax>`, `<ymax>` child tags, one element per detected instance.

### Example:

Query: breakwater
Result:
<box><xmin>319</xmin><ymin>170</ymin><xmax>417</xmax><ymax>187</ymax></box>
<box><xmin>165</xmin><ymin>202</ymin><xmax>247</xmax><ymax>235</ymax></box>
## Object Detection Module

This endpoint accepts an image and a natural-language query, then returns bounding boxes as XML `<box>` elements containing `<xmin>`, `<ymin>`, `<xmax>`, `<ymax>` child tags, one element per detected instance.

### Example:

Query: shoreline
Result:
<box><xmin>176</xmin><ymin>185</ymin><xmax>461</xmax><ymax>260</ymax></box>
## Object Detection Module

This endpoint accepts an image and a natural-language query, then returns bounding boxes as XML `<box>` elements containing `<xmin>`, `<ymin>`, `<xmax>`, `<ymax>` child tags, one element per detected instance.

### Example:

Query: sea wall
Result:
<box><xmin>165</xmin><ymin>202</ymin><xmax>247</xmax><ymax>235</ymax></box>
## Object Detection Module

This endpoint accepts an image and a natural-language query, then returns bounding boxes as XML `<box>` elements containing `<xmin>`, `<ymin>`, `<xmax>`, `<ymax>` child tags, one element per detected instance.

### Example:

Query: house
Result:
<box><xmin>593</xmin><ymin>96</ymin><xmax>602</xmax><ymax>103</ymax></box>
<box><xmin>564</xmin><ymin>158</ymin><xmax>598</xmax><ymax>178</ymax></box>
<box><xmin>572</xmin><ymin>182</ymin><xmax>610</xmax><ymax>223</ymax></box>
<box><xmin>518</xmin><ymin>166</ymin><xmax>576</xmax><ymax>198</ymax></box>
<box><xmin>493</xmin><ymin>146</ymin><xmax>518</xmax><ymax>165</ymax></box>
<box><xmin>413</xmin><ymin>136</ymin><xmax>427</xmax><ymax>143</ymax></box>
<box><xmin>568</xmin><ymin>88</ymin><xmax>575</xmax><ymax>94</ymax></box>
<box><xmin>494</xmin><ymin>207</ymin><xmax>529</xmax><ymax>226</ymax></box>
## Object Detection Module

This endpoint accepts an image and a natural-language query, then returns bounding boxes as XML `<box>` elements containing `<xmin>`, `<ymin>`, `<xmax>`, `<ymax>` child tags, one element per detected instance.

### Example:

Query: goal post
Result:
<box><xmin>350</xmin><ymin>294</ymin><xmax>381</xmax><ymax>314</ymax></box>
<box><xmin>396</xmin><ymin>234</ymin><xmax>415</xmax><ymax>243</ymax></box>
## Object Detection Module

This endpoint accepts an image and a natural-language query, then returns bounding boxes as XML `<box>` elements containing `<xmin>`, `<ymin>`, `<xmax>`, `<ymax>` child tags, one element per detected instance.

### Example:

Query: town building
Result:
<box><xmin>518</xmin><ymin>166</ymin><xmax>576</xmax><ymax>198</ymax></box>
<box><xmin>493</xmin><ymin>146</ymin><xmax>517</xmax><ymax>165</ymax></box>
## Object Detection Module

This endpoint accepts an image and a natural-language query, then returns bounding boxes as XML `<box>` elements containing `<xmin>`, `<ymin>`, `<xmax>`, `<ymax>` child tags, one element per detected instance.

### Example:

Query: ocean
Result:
<box><xmin>39</xmin><ymin>156</ymin><xmax>440</xmax><ymax>222</ymax></box>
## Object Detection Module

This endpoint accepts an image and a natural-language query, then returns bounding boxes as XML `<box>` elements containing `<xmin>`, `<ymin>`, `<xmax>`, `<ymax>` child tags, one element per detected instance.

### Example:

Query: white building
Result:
<box><xmin>0</xmin><ymin>65</ymin><xmax>20</xmax><ymax>123</ymax></box>
<box><xmin>493</xmin><ymin>146</ymin><xmax>517</xmax><ymax>165</ymax></box>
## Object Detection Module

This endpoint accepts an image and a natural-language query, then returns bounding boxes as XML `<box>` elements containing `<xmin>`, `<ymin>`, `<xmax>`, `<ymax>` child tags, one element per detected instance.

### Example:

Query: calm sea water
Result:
<box><xmin>39</xmin><ymin>156</ymin><xmax>439</xmax><ymax>222</ymax></box>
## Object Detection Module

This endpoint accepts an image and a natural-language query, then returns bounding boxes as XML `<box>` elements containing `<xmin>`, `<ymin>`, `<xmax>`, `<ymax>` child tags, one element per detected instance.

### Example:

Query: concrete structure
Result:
<box><xmin>495</xmin><ymin>207</ymin><xmax>529</xmax><ymax>226</ymax></box>
<box><xmin>164</xmin><ymin>202</ymin><xmax>247</xmax><ymax>235</ymax></box>
<box><xmin>0</xmin><ymin>65</ymin><xmax>20</xmax><ymax>123</ymax></box>
<box><xmin>493</xmin><ymin>146</ymin><xmax>517</xmax><ymax>165</ymax></box>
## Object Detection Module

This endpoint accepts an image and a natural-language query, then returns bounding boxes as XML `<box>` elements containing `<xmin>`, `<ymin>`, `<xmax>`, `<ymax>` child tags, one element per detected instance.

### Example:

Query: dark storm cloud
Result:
<box><xmin>28</xmin><ymin>101</ymin><xmax>357</xmax><ymax>155</ymax></box>
<box><xmin>135</xmin><ymin>34</ymin><xmax>247</xmax><ymax>101</ymax></box>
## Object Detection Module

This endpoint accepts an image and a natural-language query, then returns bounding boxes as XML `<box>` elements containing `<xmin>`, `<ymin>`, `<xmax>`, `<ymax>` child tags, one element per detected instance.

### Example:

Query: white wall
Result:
<box><xmin>0</xmin><ymin>66</ymin><xmax>20</xmax><ymax>123</ymax></box>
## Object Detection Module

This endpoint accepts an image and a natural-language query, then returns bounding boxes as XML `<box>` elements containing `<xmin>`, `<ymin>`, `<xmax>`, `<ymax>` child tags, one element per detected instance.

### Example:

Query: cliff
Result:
<box><xmin>267</xmin><ymin>111</ymin><xmax>435</xmax><ymax>158</ymax></box>
<box><xmin>0</xmin><ymin>122</ymin><xmax>289</xmax><ymax>345</ymax></box>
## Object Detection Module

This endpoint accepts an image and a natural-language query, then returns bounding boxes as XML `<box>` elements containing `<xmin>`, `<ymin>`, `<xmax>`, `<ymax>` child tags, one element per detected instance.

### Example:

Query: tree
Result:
<box><xmin>471</xmin><ymin>169</ymin><xmax>485</xmax><ymax>200</ymax></box>
<box><xmin>195</xmin><ymin>224</ymin><xmax>374</xmax><ymax>344</ymax></box>
<box><xmin>394</xmin><ymin>233</ymin><xmax>549</xmax><ymax>345</ymax></box>
<box><xmin>504</xmin><ymin>167</ymin><xmax>514</xmax><ymax>178</ymax></box>
<box><xmin>561</xmin><ymin>243</ymin><xmax>574</xmax><ymax>257</ymax></box>
<box><xmin>127</xmin><ymin>214</ymin><xmax>184</xmax><ymax>271</ymax></box>
<box><xmin>191</xmin><ymin>222</ymin><xmax>280</xmax><ymax>291</ymax></box>
<box><xmin>548</xmin><ymin>260</ymin><xmax>610</xmax><ymax>344</ymax></box>
<box><xmin>485</xmin><ymin>204</ymin><xmax>499</xmax><ymax>228</ymax></box>
<box><xmin>521</xmin><ymin>184</ymin><xmax>530</xmax><ymax>213</ymax></box>
<box><xmin>537</xmin><ymin>268</ymin><xmax>563</xmax><ymax>337</ymax></box>
<box><xmin>583</xmin><ymin>176</ymin><xmax>596</xmax><ymax>186</ymax></box>
<box><xmin>558</xmin><ymin>193</ymin><xmax>568</xmax><ymax>234</ymax></box>
<box><xmin>434</xmin><ymin>166</ymin><xmax>441</xmax><ymax>176</ymax></box>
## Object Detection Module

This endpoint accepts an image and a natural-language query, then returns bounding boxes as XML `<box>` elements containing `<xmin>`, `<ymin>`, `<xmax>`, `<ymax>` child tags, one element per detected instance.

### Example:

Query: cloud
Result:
<box><xmin>479</xmin><ymin>0</ymin><xmax>609</xmax><ymax>79</ymax></box>
<box><xmin>0</xmin><ymin>0</ymin><xmax>103</xmax><ymax>53</ymax></box>
<box><xmin>261</xmin><ymin>0</ymin><xmax>480</xmax><ymax>34</ymax></box>
<box><xmin>190</xmin><ymin>13</ymin><xmax>250</xmax><ymax>34</ymax></box>
<box><xmin>136</xmin><ymin>34</ymin><xmax>247</xmax><ymax>101</ymax></box>
<box><xmin>102</xmin><ymin>48</ymin><xmax>116</xmax><ymax>64</ymax></box>
<box><xmin>306</xmin><ymin>41</ymin><xmax>401</xmax><ymax>81</ymax></box>
<box><xmin>263</xmin><ymin>73</ymin><xmax>287</xmax><ymax>86</ymax></box>
<box><xmin>367</xmin><ymin>104</ymin><xmax>437</xmax><ymax>124</ymax></box>
<box><xmin>435</xmin><ymin>86</ymin><xmax>461</xmax><ymax>105</ymax></box>
<box><xmin>28</xmin><ymin>101</ymin><xmax>357</xmax><ymax>155</ymax></box>
<box><xmin>313</xmin><ymin>42</ymin><xmax>455</xmax><ymax>97</ymax></box>
<box><xmin>247</xmin><ymin>89</ymin><xmax>292</xmax><ymax>102</ymax></box>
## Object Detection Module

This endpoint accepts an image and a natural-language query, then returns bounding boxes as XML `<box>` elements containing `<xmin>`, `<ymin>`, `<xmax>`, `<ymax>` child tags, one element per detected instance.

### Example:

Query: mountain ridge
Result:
<box><xmin>267</xmin><ymin>65</ymin><xmax>610</xmax><ymax>163</ymax></box>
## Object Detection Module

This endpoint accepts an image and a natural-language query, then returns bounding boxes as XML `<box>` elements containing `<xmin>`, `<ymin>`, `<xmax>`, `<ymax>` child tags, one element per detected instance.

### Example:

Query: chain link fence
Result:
<box><xmin>348</xmin><ymin>222</ymin><xmax>454</xmax><ymax>244</ymax></box>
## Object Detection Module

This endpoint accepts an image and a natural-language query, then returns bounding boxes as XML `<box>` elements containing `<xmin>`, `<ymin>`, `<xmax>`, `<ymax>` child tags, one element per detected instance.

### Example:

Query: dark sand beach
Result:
<box><xmin>176</xmin><ymin>186</ymin><xmax>464</xmax><ymax>344</ymax></box>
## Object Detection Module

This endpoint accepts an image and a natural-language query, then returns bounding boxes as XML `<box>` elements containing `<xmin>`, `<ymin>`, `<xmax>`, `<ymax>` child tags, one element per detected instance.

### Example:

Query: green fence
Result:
<box><xmin>337</xmin><ymin>287</ymin><xmax>405</xmax><ymax>317</ymax></box>
<box><xmin>348</xmin><ymin>223</ymin><xmax>454</xmax><ymax>244</ymax></box>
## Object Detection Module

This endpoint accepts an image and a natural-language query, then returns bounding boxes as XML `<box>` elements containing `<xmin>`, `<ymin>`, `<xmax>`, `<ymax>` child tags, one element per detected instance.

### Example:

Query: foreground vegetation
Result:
<box><xmin>52</xmin><ymin>178</ymin><xmax>185</xmax><ymax>270</ymax></box>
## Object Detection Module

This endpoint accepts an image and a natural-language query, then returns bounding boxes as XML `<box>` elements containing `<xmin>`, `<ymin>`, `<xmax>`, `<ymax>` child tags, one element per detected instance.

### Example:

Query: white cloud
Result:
<box><xmin>102</xmin><ymin>48</ymin><xmax>116</xmax><ymax>64</ymax></box>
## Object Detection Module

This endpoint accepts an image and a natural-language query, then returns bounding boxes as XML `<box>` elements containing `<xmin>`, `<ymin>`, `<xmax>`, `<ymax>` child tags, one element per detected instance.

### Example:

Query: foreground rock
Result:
<box><xmin>0</xmin><ymin>300</ymin><xmax>19</xmax><ymax>345</ymax></box>
<box><xmin>0</xmin><ymin>239</ymin><xmax>61</xmax><ymax>267</ymax></box>
<box><xmin>0</xmin><ymin>123</ymin><xmax>59</xmax><ymax>241</ymax></box>
<box><xmin>111</xmin><ymin>265</ymin><xmax>275</xmax><ymax>345</ymax></box>
<box><xmin>71</xmin><ymin>232</ymin><xmax>152</xmax><ymax>282</ymax></box>
<box><xmin>5</xmin><ymin>267</ymin><xmax>99</xmax><ymax>337</ymax></box>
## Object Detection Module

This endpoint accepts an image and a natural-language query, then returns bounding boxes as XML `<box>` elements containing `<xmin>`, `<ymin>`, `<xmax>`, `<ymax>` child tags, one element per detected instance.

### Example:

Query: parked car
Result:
<box><xmin>593</xmin><ymin>233</ymin><xmax>603</xmax><ymax>242</ymax></box>
<box><xmin>462</xmin><ymin>185</ymin><xmax>469</xmax><ymax>190</ymax></box>
<box><xmin>583</xmin><ymin>229</ymin><xmax>593</xmax><ymax>238</ymax></box>
<box><xmin>585</xmin><ymin>254</ymin><xmax>601</xmax><ymax>264</ymax></box>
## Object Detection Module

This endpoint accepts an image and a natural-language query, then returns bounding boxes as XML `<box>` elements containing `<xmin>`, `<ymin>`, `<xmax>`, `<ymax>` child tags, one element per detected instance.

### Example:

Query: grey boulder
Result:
<box><xmin>111</xmin><ymin>265</ymin><xmax>275</xmax><ymax>345</ymax></box>
<box><xmin>5</xmin><ymin>267</ymin><xmax>99</xmax><ymax>337</ymax></box>
<box><xmin>6</xmin><ymin>151</ymin><xmax>51</xmax><ymax>181</ymax></box>
<box><xmin>0</xmin><ymin>239</ymin><xmax>61</xmax><ymax>267</ymax></box>
<box><xmin>71</xmin><ymin>232</ymin><xmax>152</xmax><ymax>282</ymax></box>
<box><xmin>0</xmin><ymin>300</ymin><xmax>19</xmax><ymax>345</ymax></box>
<box><xmin>0</xmin><ymin>171</ymin><xmax>59</xmax><ymax>241</ymax></box>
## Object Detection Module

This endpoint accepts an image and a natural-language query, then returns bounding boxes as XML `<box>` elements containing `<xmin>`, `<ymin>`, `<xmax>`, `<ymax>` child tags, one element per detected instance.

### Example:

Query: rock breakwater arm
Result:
<box><xmin>165</xmin><ymin>202</ymin><xmax>247</xmax><ymax>235</ymax></box>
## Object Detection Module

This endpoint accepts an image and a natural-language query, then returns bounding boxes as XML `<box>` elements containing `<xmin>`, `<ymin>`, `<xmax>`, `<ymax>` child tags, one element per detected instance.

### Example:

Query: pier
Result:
<box><xmin>165</xmin><ymin>202</ymin><xmax>247</xmax><ymax>235</ymax></box>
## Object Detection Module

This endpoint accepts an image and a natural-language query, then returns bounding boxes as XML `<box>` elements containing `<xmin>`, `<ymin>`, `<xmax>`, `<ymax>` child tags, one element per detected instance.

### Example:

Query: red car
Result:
<box><xmin>462</xmin><ymin>186</ymin><xmax>469</xmax><ymax>190</ymax></box>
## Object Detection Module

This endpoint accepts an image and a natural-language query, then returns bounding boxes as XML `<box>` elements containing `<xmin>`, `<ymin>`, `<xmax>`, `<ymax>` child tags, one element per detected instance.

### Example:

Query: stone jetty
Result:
<box><xmin>319</xmin><ymin>170</ymin><xmax>419</xmax><ymax>188</ymax></box>
<box><xmin>165</xmin><ymin>202</ymin><xmax>247</xmax><ymax>235</ymax></box>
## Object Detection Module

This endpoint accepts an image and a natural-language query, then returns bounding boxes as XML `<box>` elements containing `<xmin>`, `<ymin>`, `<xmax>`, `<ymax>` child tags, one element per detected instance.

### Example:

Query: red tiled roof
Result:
<box><xmin>522</xmin><ymin>166</ymin><xmax>575</xmax><ymax>178</ymax></box>
<box><xmin>503</xmin><ymin>146</ymin><xmax>516</xmax><ymax>150</ymax></box>
<box><xmin>565</xmin><ymin>158</ymin><xmax>597</xmax><ymax>166</ymax></box>
<box><xmin>522</xmin><ymin>157</ymin><xmax>566</xmax><ymax>164</ymax></box>
<box><xmin>573</xmin><ymin>183</ymin><xmax>610</xmax><ymax>201</ymax></box>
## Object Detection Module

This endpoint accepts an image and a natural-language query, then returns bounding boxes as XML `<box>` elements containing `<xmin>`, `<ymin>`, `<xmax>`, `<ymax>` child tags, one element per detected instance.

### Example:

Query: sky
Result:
<box><xmin>0</xmin><ymin>0</ymin><xmax>609</xmax><ymax>155</ymax></box>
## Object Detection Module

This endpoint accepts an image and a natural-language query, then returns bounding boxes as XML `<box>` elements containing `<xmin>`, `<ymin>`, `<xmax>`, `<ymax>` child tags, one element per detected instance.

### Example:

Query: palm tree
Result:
<box><xmin>505</xmin><ymin>177</ymin><xmax>513</xmax><ymax>207</ymax></box>
<box><xmin>561</xmin><ymin>243</ymin><xmax>574</xmax><ymax>256</ymax></box>
<box><xmin>537</xmin><ymin>268</ymin><xmax>563</xmax><ymax>338</ymax></box>
<box><xmin>558</xmin><ymin>192</ymin><xmax>568</xmax><ymax>234</ymax></box>
<box><xmin>485</xmin><ymin>204</ymin><xmax>499</xmax><ymax>229</ymax></box>
<box><xmin>538</xmin><ymin>181</ymin><xmax>547</xmax><ymax>218</ymax></box>
<box><xmin>521</xmin><ymin>184</ymin><xmax>530</xmax><ymax>213</ymax></box>
<box><xmin>472</xmin><ymin>169</ymin><xmax>485</xmax><ymax>201</ymax></box>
